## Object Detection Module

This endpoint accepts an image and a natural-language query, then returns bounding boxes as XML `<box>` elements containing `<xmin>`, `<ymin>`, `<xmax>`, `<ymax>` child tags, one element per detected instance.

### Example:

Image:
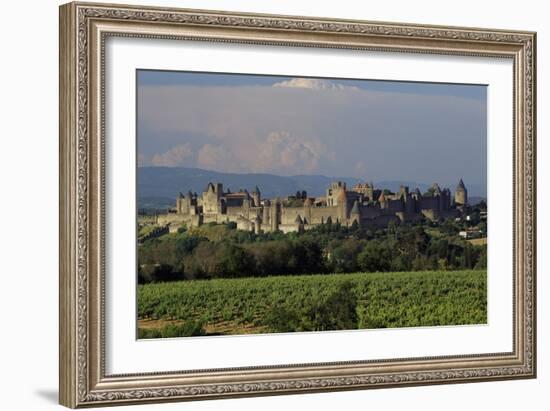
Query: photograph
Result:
<box><xmin>135</xmin><ymin>70</ymin><xmax>489</xmax><ymax>338</ymax></box>
<box><xmin>56</xmin><ymin>2</ymin><xmax>536</xmax><ymax>407</ymax></box>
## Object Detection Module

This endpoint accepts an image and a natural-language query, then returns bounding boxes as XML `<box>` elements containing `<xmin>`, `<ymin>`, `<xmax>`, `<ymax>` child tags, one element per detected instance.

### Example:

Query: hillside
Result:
<box><xmin>137</xmin><ymin>167</ymin><xmax>452</xmax><ymax>210</ymax></box>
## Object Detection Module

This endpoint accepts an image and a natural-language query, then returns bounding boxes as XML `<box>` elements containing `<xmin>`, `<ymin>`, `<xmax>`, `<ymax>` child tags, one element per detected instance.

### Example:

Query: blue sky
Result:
<box><xmin>138</xmin><ymin>69</ymin><xmax>486</xmax><ymax>100</ymax></box>
<box><xmin>137</xmin><ymin>69</ymin><xmax>487</xmax><ymax>195</ymax></box>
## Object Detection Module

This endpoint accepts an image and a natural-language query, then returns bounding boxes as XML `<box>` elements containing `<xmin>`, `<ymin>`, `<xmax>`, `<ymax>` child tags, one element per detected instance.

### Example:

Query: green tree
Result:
<box><xmin>357</xmin><ymin>241</ymin><xmax>392</xmax><ymax>272</ymax></box>
<box><xmin>463</xmin><ymin>243</ymin><xmax>475</xmax><ymax>269</ymax></box>
<box><xmin>217</xmin><ymin>244</ymin><xmax>256</xmax><ymax>278</ymax></box>
<box><xmin>246</xmin><ymin>240</ymin><xmax>293</xmax><ymax>276</ymax></box>
<box><xmin>289</xmin><ymin>238</ymin><xmax>325</xmax><ymax>274</ymax></box>
<box><xmin>138</xmin><ymin>263</ymin><xmax>181</xmax><ymax>284</ymax></box>
<box><xmin>474</xmin><ymin>245</ymin><xmax>487</xmax><ymax>269</ymax></box>
<box><xmin>441</xmin><ymin>219</ymin><xmax>460</xmax><ymax>235</ymax></box>
<box><xmin>327</xmin><ymin>239</ymin><xmax>366</xmax><ymax>273</ymax></box>
<box><xmin>183</xmin><ymin>241</ymin><xmax>220</xmax><ymax>279</ymax></box>
<box><xmin>478</xmin><ymin>221</ymin><xmax>487</xmax><ymax>235</ymax></box>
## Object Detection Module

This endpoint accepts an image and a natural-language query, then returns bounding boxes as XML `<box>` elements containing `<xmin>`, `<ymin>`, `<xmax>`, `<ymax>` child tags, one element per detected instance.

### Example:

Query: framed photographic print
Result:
<box><xmin>59</xmin><ymin>2</ymin><xmax>537</xmax><ymax>408</ymax></box>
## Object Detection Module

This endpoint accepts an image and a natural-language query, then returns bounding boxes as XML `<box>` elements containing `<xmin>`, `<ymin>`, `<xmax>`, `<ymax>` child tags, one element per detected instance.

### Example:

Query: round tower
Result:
<box><xmin>262</xmin><ymin>199</ymin><xmax>271</xmax><ymax>229</ymax></box>
<box><xmin>378</xmin><ymin>192</ymin><xmax>387</xmax><ymax>209</ymax></box>
<box><xmin>337</xmin><ymin>190</ymin><xmax>348</xmax><ymax>221</ymax></box>
<box><xmin>350</xmin><ymin>200</ymin><xmax>361</xmax><ymax>226</ymax></box>
<box><xmin>254</xmin><ymin>215</ymin><xmax>261</xmax><ymax>234</ymax></box>
<box><xmin>270</xmin><ymin>199</ymin><xmax>281</xmax><ymax>231</ymax></box>
<box><xmin>252</xmin><ymin>186</ymin><xmax>261</xmax><ymax>207</ymax></box>
<box><xmin>176</xmin><ymin>192</ymin><xmax>184</xmax><ymax>214</ymax></box>
<box><xmin>455</xmin><ymin>178</ymin><xmax>468</xmax><ymax>206</ymax></box>
<box><xmin>294</xmin><ymin>214</ymin><xmax>304</xmax><ymax>233</ymax></box>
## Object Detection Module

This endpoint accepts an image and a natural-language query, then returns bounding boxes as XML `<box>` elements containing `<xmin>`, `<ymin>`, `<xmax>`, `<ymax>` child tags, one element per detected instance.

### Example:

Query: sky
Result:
<box><xmin>137</xmin><ymin>69</ymin><xmax>487</xmax><ymax>194</ymax></box>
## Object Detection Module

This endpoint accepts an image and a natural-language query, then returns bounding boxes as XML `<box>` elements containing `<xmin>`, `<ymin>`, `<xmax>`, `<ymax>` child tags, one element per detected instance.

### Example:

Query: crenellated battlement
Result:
<box><xmin>160</xmin><ymin>179</ymin><xmax>469</xmax><ymax>233</ymax></box>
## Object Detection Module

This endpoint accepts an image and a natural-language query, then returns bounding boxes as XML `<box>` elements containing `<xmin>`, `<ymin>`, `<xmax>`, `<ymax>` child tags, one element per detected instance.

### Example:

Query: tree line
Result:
<box><xmin>138</xmin><ymin>220</ymin><xmax>486</xmax><ymax>284</ymax></box>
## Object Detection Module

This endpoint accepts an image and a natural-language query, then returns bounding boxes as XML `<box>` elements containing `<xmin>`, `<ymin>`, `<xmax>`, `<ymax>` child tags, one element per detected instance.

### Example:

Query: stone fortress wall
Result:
<box><xmin>157</xmin><ymin>179</ymin><xmax>469</xmax><ymax>234</ymax></box>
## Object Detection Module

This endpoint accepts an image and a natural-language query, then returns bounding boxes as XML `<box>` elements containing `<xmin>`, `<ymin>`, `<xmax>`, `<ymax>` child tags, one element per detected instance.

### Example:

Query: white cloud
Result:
<box><xmin>137</xmin><ymin>153</ymin><xmax>147</xmax><ymax>167</ymax></box>
<box><xmin>151</xmin><ymin>143</ymin><xmax>193</xmax><ymax>167</ymax></box>
<box><xmin>272</xmin><ymin>78</ymin><xmax>358</xmax><ymax>91</ymax></box>
<box><xmin>139</xmin><ymin>81</ymin><xmax>486</xmax><ymax>182</ymax></box>
<box><xmin>255</xmin><ymin>131</ymin><xmax>322</xmax><ymax>174</ymax></box>
<box><xmin>197</xmin><ymin>144</ymin><xmax>239</xmax><ymax>172</ymax></box>
<box><xmin>150</xmin><ymin>133</ymin><xmax>324</xmax><ymax>175</ymax></box>
<box><xmin>355</xmin><ymin>161</ymin><xmax>367</xmax><ymax>177</ymax></box>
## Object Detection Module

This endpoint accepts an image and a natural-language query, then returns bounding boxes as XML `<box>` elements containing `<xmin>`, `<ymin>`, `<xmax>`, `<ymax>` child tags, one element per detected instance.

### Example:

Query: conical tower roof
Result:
<box><xmin>457</xmin><ymin>178</ymin><xmax>466</xmax><ymax>190</ymax></box>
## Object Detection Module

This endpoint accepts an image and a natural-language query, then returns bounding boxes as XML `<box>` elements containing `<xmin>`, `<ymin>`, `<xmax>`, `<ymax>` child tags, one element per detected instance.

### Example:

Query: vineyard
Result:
<box><xmin>137</xmin><ymin>269</ymin><xmax>487</xmax><ymax>338</ymax></box>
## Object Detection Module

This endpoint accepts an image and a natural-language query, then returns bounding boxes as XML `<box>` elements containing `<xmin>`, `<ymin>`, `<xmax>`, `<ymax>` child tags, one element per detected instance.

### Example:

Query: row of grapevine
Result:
<box><xmin>137</xmin><ymin>269</ymin><xmax>487</xmax><ymax>337</ymax></box>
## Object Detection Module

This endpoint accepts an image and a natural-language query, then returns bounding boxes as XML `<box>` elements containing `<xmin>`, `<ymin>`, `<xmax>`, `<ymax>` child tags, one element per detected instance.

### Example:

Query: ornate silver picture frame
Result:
<box><xmin>59</xmin><ymin>2</ymin><xmax>536</xmax><ymax>408</ymax></box>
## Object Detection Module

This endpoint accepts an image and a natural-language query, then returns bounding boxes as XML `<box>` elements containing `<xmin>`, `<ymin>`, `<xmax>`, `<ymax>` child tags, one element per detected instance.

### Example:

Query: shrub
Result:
<box><xmin>262</xmin><ymin>307</ymin><xmax>303</xmax><ymax>333</ymax></box>
<box><xmin>138</xmin><ymin>263</ymin><xmax>182</xmax><ymax>284</ymax></box>
<box><xmin>306</xmin><ymin>281</ymin><xmax>358</xmax><ymax>331</ymax></box>
<box><xmin>263</xmin><ymin>282</ymin><xmax>358</xmax><ymax>332</ymax></box>
<box><xmin>158</xmin><ymin>321</ymin><xmax>206</xmax><ymax>338</ymax></box>
<box><xmin>137</xmin><ymin>327</ymin><xmax>161</xmax><ymax>339</ymax></box>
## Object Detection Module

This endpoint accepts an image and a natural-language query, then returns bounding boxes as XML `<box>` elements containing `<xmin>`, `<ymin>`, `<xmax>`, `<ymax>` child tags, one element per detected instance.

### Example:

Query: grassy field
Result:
<box><xmin>468</xmin><ymin>237</ymin><xmax>488</xmax><ymax>246</ymax></box>
<box><xmin>137</xmin><ymin>269</ymin><xmax>487</xmax><ymax>338</ymax></box>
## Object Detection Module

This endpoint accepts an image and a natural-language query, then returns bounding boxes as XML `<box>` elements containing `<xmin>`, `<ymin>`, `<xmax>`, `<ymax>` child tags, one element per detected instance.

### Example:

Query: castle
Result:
<box><xmin>158</xmin><ymin>179</ymin><xmax>469</xmax><ymax>234</ymax></box>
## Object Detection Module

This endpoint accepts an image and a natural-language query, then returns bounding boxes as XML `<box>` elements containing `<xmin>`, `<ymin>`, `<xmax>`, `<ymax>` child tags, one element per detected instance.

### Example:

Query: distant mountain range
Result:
<box><xmin>137</xmin><ymin>167</ymin><xmax>486</xmax><ymax>210</ymax></box>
